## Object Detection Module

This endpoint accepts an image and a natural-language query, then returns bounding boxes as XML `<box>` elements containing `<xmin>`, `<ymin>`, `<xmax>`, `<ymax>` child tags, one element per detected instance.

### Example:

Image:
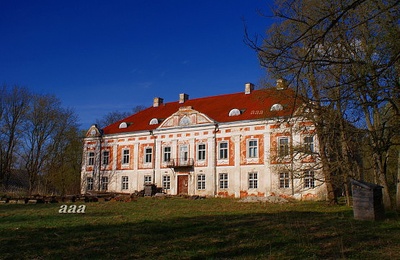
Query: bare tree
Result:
<box><xmin>21</xmin><ymin>94</ymin><xmax>78</xmax><ymax>195</ymax></box>
<box><xmin>95</xmin><ymin>111</ymin><xmax>130</xmax><ymax>129</ymax></box>
<box><xmin>246</xmin><ymin>0</ymin><xmax>400</xmax><ymax>207</ymax></box>
<box><xmin>0</xmin><ymin>85</ymin><xmax>31</xmax><ymax>189</ymax></box>
<box><xmin>42</xmin><ymin>112</ymin><xmax>82</xmax><ymax>195</ymax></box>
<box><xmin>0</xmin><ymin>85</ymin><xmax>4</xmax><ymax>121</ymax></box>
<box><xmin>0</xmin><ymin>85</ymin><xmax>81</xmax><ymax>195</ymax></box>
<box><xmin>95</xmin><ymin>105</ymin><xmax>146</xmax><ymax>129</ymax></box>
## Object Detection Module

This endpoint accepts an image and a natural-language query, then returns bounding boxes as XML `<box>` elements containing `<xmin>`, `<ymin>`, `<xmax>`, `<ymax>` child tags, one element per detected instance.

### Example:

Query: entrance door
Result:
<box><xmin>177</xmin><ymin>175</ymin><xmax>189</xmax><ymax>195</ymax></box>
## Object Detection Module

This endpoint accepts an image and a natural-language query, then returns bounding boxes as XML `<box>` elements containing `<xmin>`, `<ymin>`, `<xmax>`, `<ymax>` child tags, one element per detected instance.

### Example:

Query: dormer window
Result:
<box><xmin>228</xmin><ymin>108</ymin><xmax>241</xmax><ymax>117</ymax></box>
<box><xmin>119</xmin><ymin>122</ymin><xmax>128</xmax><ymax>129</ymax></box>
<box><xmin>149</xmin><ymin>118</ymin><xmax>159</xmax><ymax>125</ymax></box>
<box><xmin>270</xmin><ymin>104</ymin><xmax>284</xmax><ymax>111</ymax></box>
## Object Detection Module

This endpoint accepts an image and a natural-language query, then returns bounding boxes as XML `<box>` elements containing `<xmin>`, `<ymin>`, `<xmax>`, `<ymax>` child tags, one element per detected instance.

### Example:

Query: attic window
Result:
<box><xmin>270</xmin><ymin>104</ymin><xmax>284</xmax><ymax>111</ymax></box>
<box><xmin>119</xmin><ymin>122</ymin><xmax>128</xmax><ymax>129</ymax></box>
<box><xmin>149</xmin><ymin>118</ymin><xmax>159</xmax><ymax>125</ymax></box>
<box><xmin>228</xmin><ymin>108</ymin><xmax>241</xmax><ymax>117</ymax></box>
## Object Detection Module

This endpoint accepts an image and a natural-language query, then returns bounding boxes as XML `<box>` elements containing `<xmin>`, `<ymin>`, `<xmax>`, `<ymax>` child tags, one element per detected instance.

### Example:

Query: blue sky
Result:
<box><xmin>1</xmin><ymin>0</ymin><xmax>273</xmax><ymax>129</ymax></box>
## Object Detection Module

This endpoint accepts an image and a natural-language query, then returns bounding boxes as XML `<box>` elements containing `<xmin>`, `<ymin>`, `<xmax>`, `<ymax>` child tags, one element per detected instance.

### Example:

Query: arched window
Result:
<box><xmin>270</xmin><ymin>104</ymin><xmax>284</xmax><ymax>111</ymax></box>
<box><xmin>119</xmin><ymin>122</ymin><xmax>128</xmax><ymax>129</ymax></box>
<box><xmin>228</xmin><ymin>108</ymin><xmax>241</xmax><ymax>116</ymax></box>
<box><xmin>149</xmin><ymin>118</ymin><xmax>159</xmax><ymax>125</ymax></box>
<box><xmin>179</xmin><ymin>116</ymin><xmax>191</xmax><ymax>126</ymax></box>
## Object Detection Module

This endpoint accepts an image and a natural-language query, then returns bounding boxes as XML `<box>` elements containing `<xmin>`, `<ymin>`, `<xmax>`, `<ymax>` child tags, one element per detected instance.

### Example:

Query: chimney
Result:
<box><xmin>179</xmin><ymin>93</ymin><xmax>189</xmax><ymax>103</ymax></box>
<box><xmin>245</xmin><ymin>83</ymin><xmax>254</xmax><ymax>94</ymax></box>
<box><xmin>153</xmin><ymin>97</ymin><xmax>164</xmax><ymax>107</ymax></box>
<box><xmin>276</xmin><ymin>78</ymin><xmax>288</xmax><ymax>90</ymax></box>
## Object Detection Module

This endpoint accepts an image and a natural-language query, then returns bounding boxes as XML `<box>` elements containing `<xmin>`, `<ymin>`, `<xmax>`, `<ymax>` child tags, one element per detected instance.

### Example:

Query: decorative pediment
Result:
<box><xmin>86</xmin><ymin>124</ymin><xmax>102</xmax><ymax>137</ymax></box>
<box><xmin>159</xmin><ymin>106</ymin><xmax>214</xmax><ymax>128</ymax></box>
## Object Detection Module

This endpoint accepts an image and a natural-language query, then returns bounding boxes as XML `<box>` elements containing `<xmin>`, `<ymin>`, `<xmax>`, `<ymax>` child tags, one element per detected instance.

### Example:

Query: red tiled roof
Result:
<box><xmin>102</xmin><ymin>88</ymin><xmax>300</xmax><ymax>134</ymax></box>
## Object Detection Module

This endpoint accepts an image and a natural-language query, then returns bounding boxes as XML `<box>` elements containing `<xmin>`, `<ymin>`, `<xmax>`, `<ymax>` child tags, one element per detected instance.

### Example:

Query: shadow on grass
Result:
<box><xmin>1</xmin><ymin>207</ymin><xmax>399</xmax><ymax>260</ymax></box>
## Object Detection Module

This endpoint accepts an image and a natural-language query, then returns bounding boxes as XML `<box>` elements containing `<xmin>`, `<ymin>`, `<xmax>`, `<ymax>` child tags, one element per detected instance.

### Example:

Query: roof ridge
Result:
<box><xmin>159</xmin><ymin>89</ymin><xmax>266</xmax><ymax>105</ymax></box>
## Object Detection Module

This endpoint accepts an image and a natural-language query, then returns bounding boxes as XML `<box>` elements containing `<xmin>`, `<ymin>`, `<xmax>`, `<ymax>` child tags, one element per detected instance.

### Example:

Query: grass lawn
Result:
<box><xmin>1</xmin><ymin>197</ymin><xmax>399</xmax><ymax>259</ymax></box>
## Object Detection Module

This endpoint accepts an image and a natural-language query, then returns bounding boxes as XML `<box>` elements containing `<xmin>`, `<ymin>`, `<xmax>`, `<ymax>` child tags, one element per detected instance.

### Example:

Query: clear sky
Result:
<box><xmin>1</xmin><ymin>0</ymin><xmax>273</xmax><ymax>129</ymax></box>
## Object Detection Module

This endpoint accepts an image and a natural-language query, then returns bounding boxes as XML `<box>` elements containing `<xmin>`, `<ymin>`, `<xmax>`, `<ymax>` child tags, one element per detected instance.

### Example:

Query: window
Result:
<box><xmin>122</xmin><ymin>149</ymin><xmax>130</xmax><ymax>165</ymax></box>
<box><xmin>248</xmin><ymin>140</ymin><xmax>258</xmax><ymax>158</ymax></box>
<box><xmin>219</xmin><ymin>173</ymin><xmax>228</xmax><ymax>189</ymax></box>
<box><xmin>145</xmin><ymin>147</ymin><xmax>152</xmax><ymax>163</ymax></box>
<box><xmin>304</xmin><ymin>136</ymin><xmax>314</xmax><ymax>154</ymax></box>
<box><xmin>179</xmin><ymin>116</ymin><xmax>191</xmax><ymax>126</ymax></box>
<box><xmin>180</xmin><ymin>145</ymin><xmax>188</xmax><ymax>162</ymax></box>
<box><xmin>228</xmin><ymin>108</ymin><xmax>241</xmax><ymax>116</ymax></box>
<box><xmin>278</xmin><ymin>137</ymin><xmax>289</xmax><ymax>157</ymax></box>
<box><xmin>197</xmin><ymin>144</ymin><xmax>206</xmax><ymax>161</ymax></box>
<box><xmin>149</xmin><ymin>118</ymin><xmax>159</xmax><ymax>125</ymax></box>
<box><xmin>88</xmin><ymin>152</ymin><xmax>95</xmax><ymax>166</ymax></box>
<box><xmin>197</xmin><ymin>174</ymin><xmax>206</xmax><ymax>190</ymax></box>
<box><xmin>163</xmin><ymin>146</ymin><xmax>171</xmax><ymax>162</ymax></box>
<box><xmin>122</xmin><ymin>176</ymin><xmax>129</xmax><ymax>190</ymax></box>
<box><xmin>144</xmin><ymin>175</ymin><xmax>152</xmax><ymax>185</ymax></box>
<box><xmin>119</xmin><ymin>122</ymin><xmax>128</xmax><ymax>129</ymax></box>
<box><xmin>163</xmin><ymin>175</ymin><xmax>171</xmax><ymax>190</ymax></box>
<box><xmin>101</xmin><ymin>177</ymin><xmax>108</xmax><ymax>191</ymax></box>
<box><xmin>87</xmin><ymin>177</ymin><xmax>93</xmax><ymax>190</ymax></box>
<box><xmin>270</xmin><ymin>103</ymin><xmax>284</xmax><ymax>111</ymax></box>
<box><xmin>279</xmin><ymin>172</ymin><xmax>290</xmax><ymax>188</ymax></box>
<box><xmin>219</xmin><ymin>142</ymin><xmax>228</xmax><ymax>160</ymax></box>
<box><xmin>304</xmin><ymin>171</ymin><xmax>315</xmax><ymax>188</ymax></box>
<box><xmin>102</xmin><ymin>151</ymin><xmax>109</xmax><ymax>165</ymax></box>
<box><xmin>248</xmin><ymin>172</ymin><xmax>258</xmax><ymax>189</ymax></box>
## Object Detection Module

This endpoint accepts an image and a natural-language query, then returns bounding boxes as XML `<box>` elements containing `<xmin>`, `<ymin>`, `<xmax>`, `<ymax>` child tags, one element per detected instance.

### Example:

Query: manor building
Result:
<box><xmin>81</xmin><ymin>82</ymin><xmax>327</xmax><ymax>200</ymax></box>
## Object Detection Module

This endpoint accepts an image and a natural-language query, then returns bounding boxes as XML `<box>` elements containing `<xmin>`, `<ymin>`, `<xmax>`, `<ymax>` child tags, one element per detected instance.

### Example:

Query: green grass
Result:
<box><xmin>1</xmin><ymin>197</ymin><xmax>399</xmax><ymax>259</ymax></box>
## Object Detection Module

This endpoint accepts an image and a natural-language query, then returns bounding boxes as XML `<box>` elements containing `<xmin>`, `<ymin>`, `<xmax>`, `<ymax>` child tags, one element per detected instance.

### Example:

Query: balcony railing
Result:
<box><xmin>166</xmin><ymin>158</ymin><xmax>194</xmax><ymax>168</ymax></box>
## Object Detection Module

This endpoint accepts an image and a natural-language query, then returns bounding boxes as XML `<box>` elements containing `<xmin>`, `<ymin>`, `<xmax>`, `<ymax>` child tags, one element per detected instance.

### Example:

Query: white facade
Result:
<box><xmin>81</xmin><ymin>84</ymin><xmax>327</xmax><ymax>200</ymax></box>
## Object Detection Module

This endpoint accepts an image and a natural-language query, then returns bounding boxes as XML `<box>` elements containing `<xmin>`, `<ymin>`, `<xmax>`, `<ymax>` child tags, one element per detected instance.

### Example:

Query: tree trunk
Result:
<box><xmin>317</xmin><ymin>132</ymin><xmax>338</xmax><ymax>204</ymax></box>
<box><xmin>396</xmin><ymin>150</ymin><xmax>400</xmax><ymax>212</ymax></box>
<box><xmin>379</xmin><ymin>172</ymin><xmax>392</xmax><ymax>210</ymax></box>
<box><xmin>338</xmin><ymin>108</ymin><xmax>352</xmax><ymax>206</ymax></box>
<box><xmin>374</xmin><ymin>152</ymin><xmax>392</xmax><ymax>210</ymax></box>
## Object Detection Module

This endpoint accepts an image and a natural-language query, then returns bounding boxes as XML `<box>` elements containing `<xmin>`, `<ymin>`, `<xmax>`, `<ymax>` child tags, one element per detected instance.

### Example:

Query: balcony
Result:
<box><xmin>166</xmin><ymin>158</ymin><xmax>194</xmax><ymax>168</ymax></box>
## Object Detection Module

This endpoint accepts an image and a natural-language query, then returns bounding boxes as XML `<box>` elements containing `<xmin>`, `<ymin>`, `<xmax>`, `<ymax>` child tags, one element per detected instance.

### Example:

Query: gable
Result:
<box><xmin>159</xmin><ymin>106</ymin><xmax>214</xmax><ymax>128</ymax></box>
<box><xmin>86</xmin><ymin>124</ymin><xmax>102</xmax><ymax>137</ymax></box>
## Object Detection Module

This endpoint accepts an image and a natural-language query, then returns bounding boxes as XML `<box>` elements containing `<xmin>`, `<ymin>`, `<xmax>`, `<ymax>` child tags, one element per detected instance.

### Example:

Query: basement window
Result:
<box><xmin>228</xmin><ymin>108</ymin><xmax>241</xmax><ymax>117</ymax></box>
